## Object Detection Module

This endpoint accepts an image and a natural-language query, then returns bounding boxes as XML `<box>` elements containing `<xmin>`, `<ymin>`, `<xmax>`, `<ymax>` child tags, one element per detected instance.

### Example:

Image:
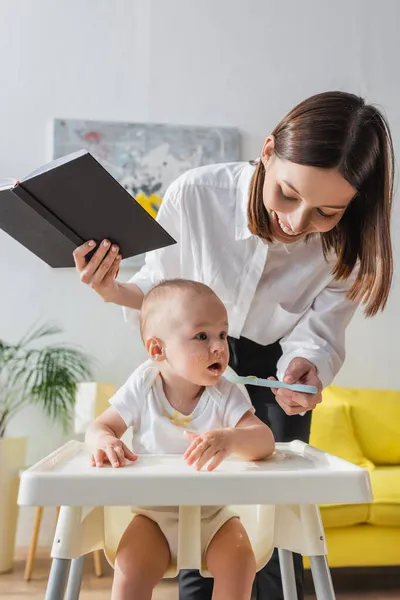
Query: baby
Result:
<box><xmin>86</xmin><ymin>279</ymin><xmax>275</xmax><ymax>600</ymax></box>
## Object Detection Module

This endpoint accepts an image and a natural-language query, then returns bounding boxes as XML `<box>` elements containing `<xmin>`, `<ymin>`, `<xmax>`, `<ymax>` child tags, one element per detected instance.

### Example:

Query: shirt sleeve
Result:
<box><xmin>276</xmin><ymin>275</ymin><xmax>359</xmax><ymax>389</ymax></box>
<box><xmin>123</xmin><ymin>181</ymin><xmax>183</xmax><ymax>327</ymax></box>
<box><xmin>221</xmin><ymin>382</ymin><xmax>255</xmax><ymax>429</ymax></box>
<box><xmin>108</xmin><ymin>371</ymin><xmax>143</xmax><ymax>428</ymax></box>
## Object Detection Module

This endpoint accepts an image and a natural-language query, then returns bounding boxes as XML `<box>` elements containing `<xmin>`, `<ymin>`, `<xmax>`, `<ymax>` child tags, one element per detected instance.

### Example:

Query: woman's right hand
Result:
<box><xmin>90</xmin><ymin>437</ymin><xmax>138</xmax><ymax>469</ymax></box>
<box><xmin>73</xmin><ymin>239</ymin><xmax>122</xmax><ymax>303</ymax></box>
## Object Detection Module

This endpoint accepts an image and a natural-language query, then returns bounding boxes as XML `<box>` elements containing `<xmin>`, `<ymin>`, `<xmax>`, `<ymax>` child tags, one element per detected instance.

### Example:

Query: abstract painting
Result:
<box><xmin>53</xmin><ymin>119</ymin><xmax>240</xmax><ymax>267</ymax></box>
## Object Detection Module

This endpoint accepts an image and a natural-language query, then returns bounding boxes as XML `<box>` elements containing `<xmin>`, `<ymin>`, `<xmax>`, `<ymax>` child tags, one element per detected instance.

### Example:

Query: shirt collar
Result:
<box><xmin>235</xmin><ymin>162</ymin><xmax>257</xmax><ymax>241</ymax></box>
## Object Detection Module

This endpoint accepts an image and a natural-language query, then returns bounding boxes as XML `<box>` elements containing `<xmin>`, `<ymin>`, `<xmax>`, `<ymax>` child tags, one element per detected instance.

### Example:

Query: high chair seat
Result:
<box><xmin>18</xmin><ymin>440</ymin><xmax>372</xmax><ymax>600</ymax></box>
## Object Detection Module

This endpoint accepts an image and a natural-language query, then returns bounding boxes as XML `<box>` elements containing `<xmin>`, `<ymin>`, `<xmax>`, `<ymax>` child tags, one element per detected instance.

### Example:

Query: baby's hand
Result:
<box><xmin>184</xmin><ymin>429</ymin><xmax>234</xmax><ymax>471</ymax></box>
<box><xmin>90</xmin><ymin>437</ymin><xmax>137</xmax><ymax>468</ymax></box>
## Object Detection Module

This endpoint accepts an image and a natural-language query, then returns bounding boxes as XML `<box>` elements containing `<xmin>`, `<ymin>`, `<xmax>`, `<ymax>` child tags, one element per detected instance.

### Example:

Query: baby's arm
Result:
<box><xmin>185</xmin><ymin>379</ymin><xmax>275</xmax><ymax>470</ymax></box>
<box><xmin>229</xmin><ymin>411</ymin><xmax>275</xmax><ymax>461</ymax></box>
<box><xmin>85</xmin><ymin>407</ymin><xmax>137</xmax><ymax>468</ymax></box>
<box><xmin>185</xmin><ymin>412</ymin><xmax>274</xmax><ymax>471</ymax></box>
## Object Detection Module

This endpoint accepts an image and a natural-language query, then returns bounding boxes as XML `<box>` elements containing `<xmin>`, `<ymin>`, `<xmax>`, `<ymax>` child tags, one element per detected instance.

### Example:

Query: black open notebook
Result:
<box><xmin>0</xmin><ymin>149</ymin><xmax>176</xmax><ymax>267</ymax></box>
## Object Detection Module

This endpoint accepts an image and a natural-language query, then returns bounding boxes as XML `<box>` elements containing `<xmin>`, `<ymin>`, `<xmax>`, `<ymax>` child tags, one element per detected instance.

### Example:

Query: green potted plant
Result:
<box><xmin>0</xmin><ymin>324</ymin><xmax>92</xmax><ymax>573</ymax></box>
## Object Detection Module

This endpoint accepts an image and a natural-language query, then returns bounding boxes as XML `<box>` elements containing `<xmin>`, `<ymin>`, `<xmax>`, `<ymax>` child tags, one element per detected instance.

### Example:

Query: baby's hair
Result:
<box><xmin>140</xmin><ymin>279</ymin><xmax>218</xmax><ymax>341</ymax></box>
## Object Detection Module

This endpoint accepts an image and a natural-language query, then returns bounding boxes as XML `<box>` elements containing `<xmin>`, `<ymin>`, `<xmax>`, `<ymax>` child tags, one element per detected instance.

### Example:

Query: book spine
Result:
<box><xmin>15</xmin><ymin>183</ymin><xmax>84</xmax><ymax>246</ymax></box>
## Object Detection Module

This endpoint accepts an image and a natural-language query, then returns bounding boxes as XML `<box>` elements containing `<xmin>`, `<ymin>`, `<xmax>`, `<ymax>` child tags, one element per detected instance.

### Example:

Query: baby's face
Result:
<box><xmin>162</xmin><ymin>292</ymin><xmax>229</xmax><ymax>386</ymax></box>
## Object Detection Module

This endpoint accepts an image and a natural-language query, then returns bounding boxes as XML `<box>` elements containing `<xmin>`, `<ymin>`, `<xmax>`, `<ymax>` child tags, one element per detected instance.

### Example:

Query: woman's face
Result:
<box><xmin>261</xmin><ymin>137</ymin><xmax>357</xmax><ymax>243</ymax></box>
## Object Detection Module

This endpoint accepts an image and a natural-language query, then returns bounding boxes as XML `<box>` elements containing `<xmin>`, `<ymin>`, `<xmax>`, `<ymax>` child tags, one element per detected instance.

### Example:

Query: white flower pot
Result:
<box><xmin>0</xmin><ymin>437</ymin><xmax>27</xmax><ymax>573</ymax></box>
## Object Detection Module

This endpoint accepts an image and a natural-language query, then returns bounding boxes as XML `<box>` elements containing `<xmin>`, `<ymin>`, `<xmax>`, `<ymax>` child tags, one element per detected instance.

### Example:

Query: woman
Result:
<box><xmin>74</xmin><ymin>91</ymin><xmax>394</xmax><ymax>600</ymax></box>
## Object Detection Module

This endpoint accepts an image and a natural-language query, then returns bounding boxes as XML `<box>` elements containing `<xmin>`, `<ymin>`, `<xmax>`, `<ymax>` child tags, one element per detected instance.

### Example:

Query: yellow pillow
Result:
<box><xmin>323</xmin><ymin>386</ymin><xmax>400</xmax><ymax>465</ymax></box>
<box><xmin>310</xmin><ymin>399</ymin><xmax>374</xmax><ymax>471</ymax></box>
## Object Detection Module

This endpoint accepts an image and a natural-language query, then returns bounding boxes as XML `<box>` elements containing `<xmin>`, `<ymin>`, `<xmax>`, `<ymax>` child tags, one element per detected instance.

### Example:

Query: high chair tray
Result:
<box><xmin>18</xmin><ymin>440</ymin><xmax>372</xmax><ymax>508</ymax></box>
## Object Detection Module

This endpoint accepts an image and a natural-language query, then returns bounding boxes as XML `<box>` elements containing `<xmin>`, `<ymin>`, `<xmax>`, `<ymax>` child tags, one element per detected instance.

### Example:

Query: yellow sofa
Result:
<box><xmin>304</xmin><ymin>385</ymin><xmax>400</xmax><ymax>568</ymax></box>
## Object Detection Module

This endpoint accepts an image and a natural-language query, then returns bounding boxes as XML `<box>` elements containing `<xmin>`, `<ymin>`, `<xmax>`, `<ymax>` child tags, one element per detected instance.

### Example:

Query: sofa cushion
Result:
<box><xmin>304</xmin><ymin>525</ymin><xmax>400</xmax><ymax>568</ymax></box>
<box><xmin>368</xmin><ymin>466</ymin><xmax>400</xmax><ymax>526</ymax></box>
<box><xmin>323</xmin><ymin>386</ymin><xmax>400</xmax><ymax>465</ymax></box>
<box><xmin>310</xmin><ymin>400</ymin><xmax>374</xmax><ymax>471</ymax></box>
<box><xmin>320</xmin><ymin>504</ymin><xmax>370</xmax><ymax>529</ymax></box>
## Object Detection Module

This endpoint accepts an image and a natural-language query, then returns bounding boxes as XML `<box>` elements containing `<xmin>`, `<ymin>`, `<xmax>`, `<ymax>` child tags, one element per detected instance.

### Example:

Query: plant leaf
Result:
<box><xmin>17</xmin><ymin>323</ymin><xmax>62</xmax><ymax>349</ymax></box>
<box><xmin>0</xmin><ymin>323</ymin><xmax>93</xmax><ymax>436</ymax></box>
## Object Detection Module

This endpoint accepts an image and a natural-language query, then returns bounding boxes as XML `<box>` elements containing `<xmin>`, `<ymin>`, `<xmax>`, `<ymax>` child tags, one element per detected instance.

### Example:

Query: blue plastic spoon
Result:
<box><xmin>224</xmin><ymin>373</ymin><xmax>318</xmax><ymax>395</ymax></box>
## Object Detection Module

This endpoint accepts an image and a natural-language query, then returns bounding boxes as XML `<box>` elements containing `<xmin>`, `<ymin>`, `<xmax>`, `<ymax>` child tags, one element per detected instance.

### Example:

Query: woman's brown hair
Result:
<box><xmin>248</xmin><ymin>91</ymin><xmax>394</xmax><ymax>316</ymax></box>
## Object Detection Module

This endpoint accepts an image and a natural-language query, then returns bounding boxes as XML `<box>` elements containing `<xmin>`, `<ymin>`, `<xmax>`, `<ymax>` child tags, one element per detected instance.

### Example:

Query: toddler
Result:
<box><xmin>86</xmin><ymin>279</ymin><xmax>275</xmax><ymax>600</ymax></box>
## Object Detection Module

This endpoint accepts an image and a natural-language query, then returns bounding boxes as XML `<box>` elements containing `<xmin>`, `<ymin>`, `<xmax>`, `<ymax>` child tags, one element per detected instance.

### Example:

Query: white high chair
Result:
<box><xmin>18</xmin><ymin>439</ymin><xmax>372</xmax><ymax>600</ymax></box>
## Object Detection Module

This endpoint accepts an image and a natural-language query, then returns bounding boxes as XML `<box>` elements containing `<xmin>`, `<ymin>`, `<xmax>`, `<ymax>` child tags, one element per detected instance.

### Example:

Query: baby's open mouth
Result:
<box><xmin>207</xmin><ymin>362</ymin><xmax>222</xmax><ymax>374</ymax></box>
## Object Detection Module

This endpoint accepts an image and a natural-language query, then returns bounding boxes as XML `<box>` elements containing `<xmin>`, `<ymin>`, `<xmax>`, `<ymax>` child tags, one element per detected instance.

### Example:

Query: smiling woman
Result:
<box><xmin>248</xmin><ymin>91</ymin><xmax>394</xmax><ymax>317</ymax></box>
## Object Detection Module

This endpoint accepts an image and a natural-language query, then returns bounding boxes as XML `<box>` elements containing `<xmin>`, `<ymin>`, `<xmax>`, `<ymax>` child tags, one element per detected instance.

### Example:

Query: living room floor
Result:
<box><xmin>1</xmin><ymin>552</ymin><xmax>399</xmax><ymax>600</ymax></box>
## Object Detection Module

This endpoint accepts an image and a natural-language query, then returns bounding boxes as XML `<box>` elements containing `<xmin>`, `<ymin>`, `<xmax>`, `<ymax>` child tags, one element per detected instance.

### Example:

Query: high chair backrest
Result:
<box><xmin>75</xmin><ymin>382</ymin><xmax>116</xmax><ymax>433</ymax></box>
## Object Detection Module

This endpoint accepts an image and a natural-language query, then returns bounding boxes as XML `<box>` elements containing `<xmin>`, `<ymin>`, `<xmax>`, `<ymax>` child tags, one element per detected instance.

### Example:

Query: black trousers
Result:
<box><xmin>179</xmin><ymin>336</ymin><xmax>312</xmax><ymax>600</ymax></box>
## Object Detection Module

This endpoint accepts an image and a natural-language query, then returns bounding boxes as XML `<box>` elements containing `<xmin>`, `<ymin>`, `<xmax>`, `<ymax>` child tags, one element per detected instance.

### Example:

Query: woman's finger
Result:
<box><xmin>267</xmin><ymin>376</ymin><xmax>278</xmax><ymax>396</ymax></box>
<box><xmin>102</xmin><ymin>253</ymin><xmax>122</xmax><ymax>285</ymax></box>
<box><xmin>275</xmin><ymin>389</ymin><xmax>299</xmax><ymax>406</ymax></box>
<box><xmin>89</xmin><ymin>244</ymin><xmax>120</xmax><ymax>287</ymax></box>
<box><xmin>291</xmin><ymin>392</ymin><xmax>319</xmax><ymax>410</ymax></box>
<box><xmin>276</xmin><ymin>388</ymin><xmax>309</xmax><ymax>409</ymax></box>
<box><xmin>275</xmin><ymin>397</ymin><xmax>308</xmax><ymax>416</ymax></box>
<box><xmin>73</xmin><ymin>240</ymin><xmax>97</xmax><ymax>272</ymax></box>
<box><xmin>79</xmin><ymin>240</ymin><xmax>112</xmax><ymax>284</ymax></box>
<box><xmin>269</xmin><ymin>378</ymin><xmax>317</xmax><ymax>408</ymax></box>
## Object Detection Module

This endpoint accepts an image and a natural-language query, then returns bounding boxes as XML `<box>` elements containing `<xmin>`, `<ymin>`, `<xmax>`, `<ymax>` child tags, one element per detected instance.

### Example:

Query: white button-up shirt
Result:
<box><xmin>126</xmin><ymin>161</ymin><xmax>358</xmax><ymax>388</ymax></box>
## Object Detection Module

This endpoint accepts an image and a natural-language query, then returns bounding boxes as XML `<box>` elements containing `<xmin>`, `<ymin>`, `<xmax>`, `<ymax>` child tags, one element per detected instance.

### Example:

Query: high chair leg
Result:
<box><xmin>93</xmin><ymin>549</ymin><xmax>103</xmax><ymax>577</ymax></box>
<box><xmin>278</xmin><ymin>549</ymin><xmax>298</xmax><ymax>600</ymax></box>
<box><xmin>44</xmin><ymin>558</ymin><xmax>71</xmax><ymax>600</ymax></box>
<box><xmin>309</xmin><ymin>556</ymin><xmax>336</xmax><ymax>600</ymax></box>
<box><xmin>64</xmin><ymin>556</ymin><xmax>85</xmax><ymax>600</ymax></box>
<box><xmin>24</xmin><ymin>506</ymin><xmax>44</xmax><ymax>581</ymax></box>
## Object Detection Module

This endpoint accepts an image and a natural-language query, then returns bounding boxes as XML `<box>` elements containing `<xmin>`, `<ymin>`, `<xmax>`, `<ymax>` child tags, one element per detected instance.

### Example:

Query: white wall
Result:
<box><xmin>1</xmin><ymin>0</ymin><xmax>399</xmax><ymax>547</ymax></box>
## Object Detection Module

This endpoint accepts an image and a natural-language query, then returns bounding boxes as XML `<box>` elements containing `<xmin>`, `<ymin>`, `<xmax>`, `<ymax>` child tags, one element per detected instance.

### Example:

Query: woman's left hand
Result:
<box><xmin>269</xmin><ymin>357</ymin><xmax>322</xmax><ymax>415</ymax></box>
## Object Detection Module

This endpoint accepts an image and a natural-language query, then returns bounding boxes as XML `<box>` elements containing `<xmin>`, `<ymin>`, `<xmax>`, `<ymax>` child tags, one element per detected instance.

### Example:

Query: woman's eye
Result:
<box><xmin>279</xmin><ymin>187</ymin><xmax>297</xmax><ymax>202</ymax></box>
<box><xmin>316</xmin><ymin>209</ymin><xmax>337</xmax><ymax>219</ymax></box>
<box><xmin>195</xmin><ymin>332</ymin><xmax>208</xmax><ymax>341</ymax></box>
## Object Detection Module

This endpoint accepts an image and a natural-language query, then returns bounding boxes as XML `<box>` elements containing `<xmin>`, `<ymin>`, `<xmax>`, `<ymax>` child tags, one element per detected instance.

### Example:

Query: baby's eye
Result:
<box><xmin>195</xmin><ymin>332</ymin><xmax>208</xmax><ymax>341</ymax></box>
<box><xmin>220</xmin><ymin>332</ymin><xmax>227</xmax><ymax>340</ymax></box>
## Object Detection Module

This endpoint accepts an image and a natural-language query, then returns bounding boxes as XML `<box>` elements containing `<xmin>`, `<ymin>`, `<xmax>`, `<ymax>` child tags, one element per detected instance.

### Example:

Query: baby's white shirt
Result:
<box><xmin>109</xmin><ymin>360</ymin><xmax>255</xmax><ymax>455</ymax></box>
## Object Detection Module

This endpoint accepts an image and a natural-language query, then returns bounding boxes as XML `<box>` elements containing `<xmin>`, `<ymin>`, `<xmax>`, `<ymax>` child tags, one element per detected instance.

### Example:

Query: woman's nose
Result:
<box><xmin>290</xmin><ymin>208</ymin><xmax>310</xmax><ymax>233</ymax></box>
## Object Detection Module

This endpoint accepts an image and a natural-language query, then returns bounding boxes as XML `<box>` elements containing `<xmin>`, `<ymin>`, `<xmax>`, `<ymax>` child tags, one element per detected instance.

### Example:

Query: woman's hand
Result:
<box><xmin>269</xmin><ymin>357</ymin><xmax>322</xmax><ymax>415</ymax></box>
<box><xmin>90</xmin><ymin>437</ymin><xmax>137</xmax><ymax>468</ymax></box>
<box><xmin>73</xmin><ymin>239</ymin><xmax>122</xmax><ymax>303</ymax></box>
<box><xmin>184</xmin><ymin>429</ymin><xmax>234</xmax><ymax>471</ymax></box>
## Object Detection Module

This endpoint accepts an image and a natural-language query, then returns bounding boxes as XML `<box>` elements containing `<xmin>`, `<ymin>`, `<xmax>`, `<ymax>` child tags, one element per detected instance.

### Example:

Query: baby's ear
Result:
<box><xmin>145</xmin><ymin>337</ymin><xmax>166</xmax><ymax>361</ymax></box>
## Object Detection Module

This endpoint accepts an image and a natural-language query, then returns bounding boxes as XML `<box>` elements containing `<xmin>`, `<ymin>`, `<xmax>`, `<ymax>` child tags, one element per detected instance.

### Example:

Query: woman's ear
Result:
<box><xmin>261</xmin><ymin>135</ymin><xmax>275</xmax><ymax>167</ymax></box>
<box><xmin>145</xmin><ymin>337</ymin><xmax>166</xmax><ymax>361</ymax></box>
